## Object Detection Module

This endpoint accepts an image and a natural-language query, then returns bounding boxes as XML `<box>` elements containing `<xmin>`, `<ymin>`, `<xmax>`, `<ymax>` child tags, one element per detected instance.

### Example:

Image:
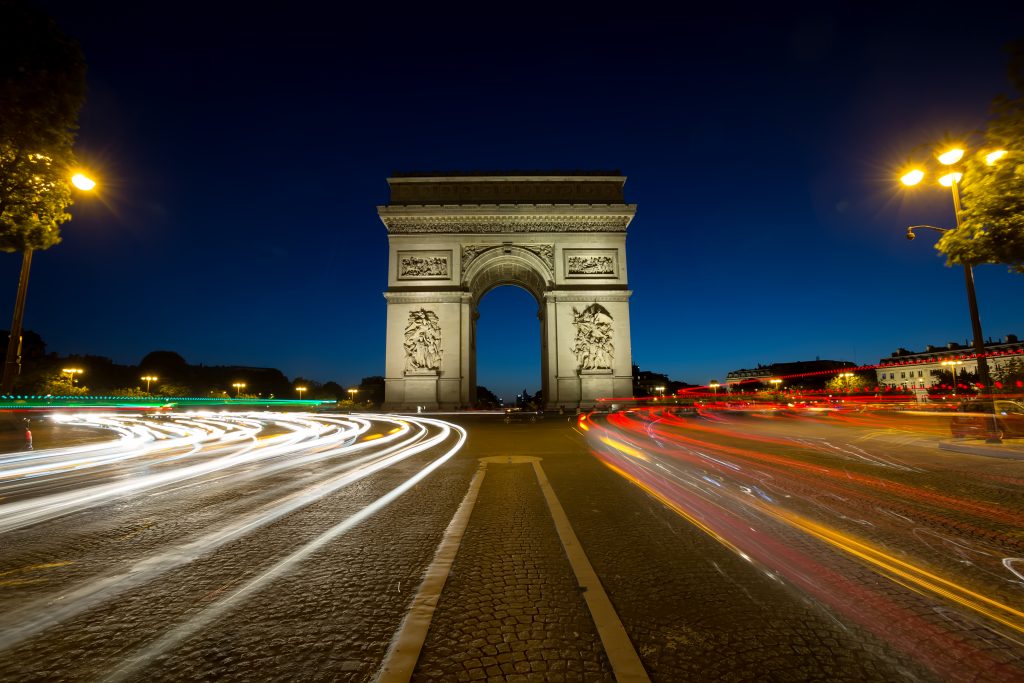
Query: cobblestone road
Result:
<box><xmin>0</xmin><ymin>409</ymin><xmax>1020</xmax><ymax>681</ymax></box>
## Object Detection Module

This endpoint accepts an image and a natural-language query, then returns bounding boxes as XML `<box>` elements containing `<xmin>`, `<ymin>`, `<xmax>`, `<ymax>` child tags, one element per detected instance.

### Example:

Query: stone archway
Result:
<box><xmin>380</xmin><ymin>173</ymin><xmax>635</xmax><ymax>410</ymax></box>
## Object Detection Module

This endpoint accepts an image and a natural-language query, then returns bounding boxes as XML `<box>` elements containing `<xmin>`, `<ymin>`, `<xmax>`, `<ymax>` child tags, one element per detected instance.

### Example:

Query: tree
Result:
<box><xmin>824</xmin><ymin>372</ymin><xmax>874</xmax><ymax>393</ymax></box>
<box><xmin>0</xmin><ymin>3</ymin><xmax>87</xmax><ymax>252</ymax></box>
<box><xmin>0</xmin><ymin>4</ymin><xmax>87</xmax><ymax>392</ymax></box>
<box><xmin>940</xmin><ymin>41</ymin><xmax>1024</xmax><ymax>272</ymax></box>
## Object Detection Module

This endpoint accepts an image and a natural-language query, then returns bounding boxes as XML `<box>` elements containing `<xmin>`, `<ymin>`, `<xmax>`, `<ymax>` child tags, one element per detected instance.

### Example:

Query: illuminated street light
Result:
<box><xmin>141</xmin><ymin>375</ymin><xmax>158</xmax><ymax>393</ymax></box>
<box><xmin>900</xmin><ymin>169</ymin><xmax>925</xmax><ymax>186</ymax></box>
<box><xmin>769</xmin><ymin>378</ymin><xmax>782</xmax><ymax>393</ymax></box>
<box><xmin>3</xmin><ymin>173</ymin><xmax>97</xmax><ymax>394</ymax></box>
<box><xmin>985</xmin><ymin>150</ymin><xmax>1007</xmax><ymax>165</ymax></box>
<box><xmin>232</xmin><ymin>382</ymin><xmax>246</xmax><ymax>398</ymax></box>
<box><xmin>940</xmin><ymin>360</ymin><xmax>964</xmax><ymax>396</ymax></box>
<box><xmin>655</xmin><ymin>385</ymin><xmax>665</xmax><ymax>398</ymax></box>
<box><xmin>347</xmin><ymin>388</ymin><xmax>358</xmax><ymax>402</ymax></box>
<box><xmin>71</xmin><ymin>172</ymin><xmax>96</xmax><ymax>191</ymax></box>
<box><xmin>937</xmin><ymin>148</ymin><xmax>964</xmax><ymax>165</ymax></box>
<box><xmin>709</xmin><ymin>380</ymin><xmax>720</xmax><ymax>398</ymax></box>
<box><xmin>900</xmin><ymin>144</ymin><xmax>1003</xmax><ymax>442</ymax></box>
<box><xmin>62</xmin><ymin>367</ymin><xmax>84</xmax><ymax>386</ymax></box>
<box><xmin>296</xmin><ymin>386</ymin><xmax>307</xmax><ymax>399</ymax></box>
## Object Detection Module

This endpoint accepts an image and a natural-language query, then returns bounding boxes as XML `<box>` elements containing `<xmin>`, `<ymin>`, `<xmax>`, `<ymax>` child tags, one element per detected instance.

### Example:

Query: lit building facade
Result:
<box><xmin>875</xmin><ymin>335</ymin><xmax>1023</xmax><ymax>390</ymax></box>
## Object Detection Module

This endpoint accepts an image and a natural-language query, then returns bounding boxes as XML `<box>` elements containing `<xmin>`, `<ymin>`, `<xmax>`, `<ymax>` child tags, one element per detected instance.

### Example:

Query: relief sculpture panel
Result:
<box><xmin>398</xmin><ymin>250</ymin><xmax>451</xmax><ymax>280</ymax></box>
<box><xmin>570</xmin><ymin>304</ymin><xmax>614</xmax><ymax>370</ymax></box>
<box><xmin>404</xmin><ymin>308</ymin><xmax>443</xmax><ymax>372</ymax></box>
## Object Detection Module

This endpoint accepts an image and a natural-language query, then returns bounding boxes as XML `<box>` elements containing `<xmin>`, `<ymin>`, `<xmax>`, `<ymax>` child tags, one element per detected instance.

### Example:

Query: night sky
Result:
<box><xmin>8</xmin><ymin>4</ymin><xmax>1024</xmax><ymax>402</ymax></box>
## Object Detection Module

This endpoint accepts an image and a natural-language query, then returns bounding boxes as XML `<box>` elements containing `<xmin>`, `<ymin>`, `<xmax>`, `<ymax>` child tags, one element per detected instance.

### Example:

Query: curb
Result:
<box><xmin>938</xmin><ymin>440</ymin><xmax>1024</xmax><ymax>460</ymax></box>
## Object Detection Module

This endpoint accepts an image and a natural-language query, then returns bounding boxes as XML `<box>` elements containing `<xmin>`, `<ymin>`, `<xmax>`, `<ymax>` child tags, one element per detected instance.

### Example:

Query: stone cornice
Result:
<box><xmin>544</xmin><ymin>290</ymin><xmax>633</xmax><ymax>303</ymax></box>
<box><xmin>383</xmin><ymin>291</ymin><xmax>471</xmax><ymax>305</ymax></box>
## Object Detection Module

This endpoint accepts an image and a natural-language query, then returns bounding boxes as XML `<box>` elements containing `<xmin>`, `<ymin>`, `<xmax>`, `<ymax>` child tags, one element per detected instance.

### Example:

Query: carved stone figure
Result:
<box><xmin>400</xmin><ymin>255</ymin><xmax>448</xmax><ymax>278</ymax></box>
<box><xmin>404</xmin><ymin>309</ymin><xmax>443</xmax><ymax>372</ymax></box>
<box><xmin>570</xmin><ymin>304</ymin><xmax>614</xmax><ymax>370</ymax></box>
<box><xmin>524</xmin><ymin>244</ymin><xmax>555</xmax><ymax>271</ymax></box>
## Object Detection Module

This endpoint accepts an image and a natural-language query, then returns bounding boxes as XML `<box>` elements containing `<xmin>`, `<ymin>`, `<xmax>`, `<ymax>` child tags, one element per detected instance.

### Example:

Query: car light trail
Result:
<box><xmin>0</xmin><ymin>413</ymin><xmax>464</xmax><ymax>658</ymax></box>
<box><xmin>586</xmin><ymin>406</ymin><xmax>1024</xmax><ymax>678</ymax></box>
<box><xmin>101</xmin><ymin>417</ymin><xmax>467</xmax><ymax>683</ymax></box>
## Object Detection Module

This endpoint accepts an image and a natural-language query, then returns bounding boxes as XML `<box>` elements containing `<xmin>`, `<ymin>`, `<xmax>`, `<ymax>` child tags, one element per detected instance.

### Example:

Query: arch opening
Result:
<box><xmin>474</xmin><ymin>284</ymin><xmax>542</xmax><ymax>408</ymax></box>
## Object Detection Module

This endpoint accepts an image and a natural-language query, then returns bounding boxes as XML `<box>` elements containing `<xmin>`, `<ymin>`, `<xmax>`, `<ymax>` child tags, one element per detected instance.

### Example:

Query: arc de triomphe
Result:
<box><xmin>380</xmin><ymin>173</ymin><xmax>635</xmax><ymax>410</ymax></box>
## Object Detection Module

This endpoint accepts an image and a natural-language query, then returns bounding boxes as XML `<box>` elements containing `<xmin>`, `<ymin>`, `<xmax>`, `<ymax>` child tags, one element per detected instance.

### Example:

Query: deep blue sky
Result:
<box><xmin>8</xmin><ymin>3</ymin><xmax>1024</xmax><ymax>401</ymax></box>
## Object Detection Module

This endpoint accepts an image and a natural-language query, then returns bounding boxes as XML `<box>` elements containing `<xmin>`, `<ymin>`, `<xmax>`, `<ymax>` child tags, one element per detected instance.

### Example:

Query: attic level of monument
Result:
<box><xmin>384</xmin><ymin>173</ymin><xmax>630</xmax><ymax>206</ymax></box>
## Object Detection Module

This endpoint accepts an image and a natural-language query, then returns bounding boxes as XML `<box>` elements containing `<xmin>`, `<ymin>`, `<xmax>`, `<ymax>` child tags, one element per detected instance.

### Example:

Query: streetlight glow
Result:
<box><xmin>62</xmin><ymin>368</ymin><xmax>84</xmax><ymax>385</ymax></box>
<box><xmin>141</xmin><ymin>375</ymin><xmax>158</xmax><ymax>392</ymax></box>
<box><xmin>232</xmin><ymin>382</ymin><xmax>246</xmax><ymax>398</ymax></box>
<box><xmin>985</xmin><ymin>150</ymin><xmax>1007</xmax><ymax>165</ymax></box>
<box><xmin>900</xmin><ymin>169</ymin><xmax>925</xmax><ymax>186</ymax></box>
<box><xmin>937</xmin><ymin>148</ymin><xmax>964</xmax><ymax>165</ymax></box>
<box><xmin>938</xmin><ymin>172</ymin><xmax>962</xmax><ymax>187</ymax></box>
<box><xmin>296</xmin><ymin>386</ymin><xmax>307</xmax><ymax>399</ymax></box>
<box><xmin>71</xmin><ymin>173</ymin><xmax>96</xmax><ymax>191</ymax></box>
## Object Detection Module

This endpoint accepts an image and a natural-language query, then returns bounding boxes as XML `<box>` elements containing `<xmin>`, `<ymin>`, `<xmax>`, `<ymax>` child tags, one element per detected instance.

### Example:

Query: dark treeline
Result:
<box><xmin>1</xmin><ymin>331</ymin><xmax>384</xmax><ymax>404</ymax></box>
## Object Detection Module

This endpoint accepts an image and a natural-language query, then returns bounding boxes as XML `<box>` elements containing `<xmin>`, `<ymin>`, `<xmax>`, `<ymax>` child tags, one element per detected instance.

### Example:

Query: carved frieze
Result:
<box><xmin>398</xmin><ymin>250</ymin><xmax>451</xmax><ymax>280</ymax></box>
<box><xmin>383</xmin><ymin>216</ymin><xmax>630</xmax><ymax>234</ymax></box>
<box><xmin>570</xmin><ymin>304</ymin><xmax>614</xmax><ymax>371</ymax></box>
<box><xmin>404</xmin><ymin>308</ymin><xmax>442</xmax><ymax>372</ymax></box>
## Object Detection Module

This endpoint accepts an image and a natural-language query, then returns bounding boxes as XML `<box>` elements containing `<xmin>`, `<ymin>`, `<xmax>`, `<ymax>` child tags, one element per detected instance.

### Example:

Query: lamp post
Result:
<box><xmin>296</xmin><ymin>386</ymin><xmax>307</xmax><ymax>400</ymax></box>
<box><xmin>2</xmin><ymin>173</ymin><xmax>97</xmax><ymax>395</ymax></box>
<box><xmin>141</xmin><ymin>375</ymin><xmax>158</xmax><ymax>393</ymax></box>
<box><xmin>709</xmin><ymin>380</ymin><xmax>720</xmax><ymax>401</ymax></box>
<box><xmin>838</xmin><ymin>372</ymin><xmax>854</xmax><ymax>391</ymax></box>
<box><xmin>769</xmin><ymin>378</ymin><xmax>782</xmax><ymax>394</ymax></box>
<box><xmin>62</xmin><ymin>367</ymin><xmax>83</xmax><ymax>386</ymax></box>
<box><xmin>232</xmin><ymin>382</ymin><xmax>246</xmax><ymax>398</ymax></box>
<box><xmin>347</xmin><ymin>388</ymin><xmax>358</xmax><ymax>403</ymax></box>
<box><xmin>940</xmin><ymin>360</ymin><xmax>964</xmax><ymax>396</ymax></box>
<box><xmin>901</xmin><ymin>145</ymin><xmax>1005</xmax><ymax>442</ymax></box>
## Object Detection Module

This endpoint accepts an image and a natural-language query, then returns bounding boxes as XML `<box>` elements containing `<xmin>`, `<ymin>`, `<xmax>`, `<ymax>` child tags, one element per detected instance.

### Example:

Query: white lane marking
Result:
<box><xmin>376</xmin><ymin>462</ymin><xmax>488</xmax><ymax>682</ymax></box>
<box><xmin>531</xmin><ymin>459</ymin><xmax>651</xmax><ymax>682</ymax></box>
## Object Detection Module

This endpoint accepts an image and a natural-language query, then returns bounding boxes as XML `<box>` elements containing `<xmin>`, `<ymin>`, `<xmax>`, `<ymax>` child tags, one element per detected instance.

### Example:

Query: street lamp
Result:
<box><xmin>232</xmin><ymin>382</ymin><xmax>246</xmax><ymax>398</ymax></box>
<box><xmin>708</xmin><ymin>380</ymin><xmax>720</xmax><ymax>398</ymax></box>
<box><xmin>296</xmin><ymin>386</ymin><xmax>307</xmax><ymax>400</ymax></box>
<box><xmin>901</xmin><ymin>145</ymin><xmax>1006</xmax><ymax>442</ymax></box>
<box><xmin>769</xmin><ymin>378</ymin><xmax>782</xmax><ymax>393</ymax></box>
<box><xmin>940</xmin><ymin>360</ymin><xmax>964</xmax><ymax>395</ymax></box>
<box><xmin>347</xmin><ymin>388</ymin><xmax>358</xmax><ymax>402</ymax></box>
<box><xmin>2</xmin><ymin>172</ymin><xmax>97</xmax><ymax>394</ymax></box>
<box><xmin>838</xmin><ymin>372</ymin><xmax>854</xmax><ymax>391</ymax></box>
<box><xmin>62</xmin><ymin>367</ymin><xmax>83</xmax><ymax>386</ymax></box>
<box><xmin>655</xmin><ymin>385</ymin><xmax>665</xmax><ymax>399</ymax></box>
<box><xmin>141</xmin><ymin>375</ymin><xmax>158</xmax><ymax>393</ymax></box>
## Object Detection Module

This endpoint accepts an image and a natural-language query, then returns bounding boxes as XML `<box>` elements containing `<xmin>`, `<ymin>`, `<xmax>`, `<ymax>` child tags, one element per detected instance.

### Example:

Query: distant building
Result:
<box><xmin>631</xmin><ymin>365</ymin><xmax>694</xmax><ymax>397</ymax></box>
<box><xmin>726</xmin><ymin>359</ymin><xmax>856</xmax><ymax>390</ymax></box>
<box><xmin>875</xmin><ymin>334</ymin><xmax>1023</xmax><ymax>390</ymax></box>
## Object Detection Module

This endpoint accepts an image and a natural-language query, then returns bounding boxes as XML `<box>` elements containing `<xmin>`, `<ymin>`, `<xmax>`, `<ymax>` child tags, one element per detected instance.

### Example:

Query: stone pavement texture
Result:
<box><xmin>412</xmin><ymin>460</ymin><xmax>614</xmax><ymax>682</ymax></box>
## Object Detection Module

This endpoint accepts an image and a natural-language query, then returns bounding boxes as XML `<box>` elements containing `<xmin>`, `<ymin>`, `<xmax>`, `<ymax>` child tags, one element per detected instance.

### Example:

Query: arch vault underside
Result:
<box><xmin>380</xmin><ymin>173</ymin><xmax>635</xmax><ymax>410</ymax></box>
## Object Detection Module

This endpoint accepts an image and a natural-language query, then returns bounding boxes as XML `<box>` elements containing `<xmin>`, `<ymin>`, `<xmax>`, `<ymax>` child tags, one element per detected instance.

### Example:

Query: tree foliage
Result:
<box><xmin>0</xmin><ymin>2</ymin><xmax>86</xmax><ymax>252</ymax></box>
<box><xmin>940</xmin><ymin>41</ymin><xmax>1024</xmax><ymax>273</ymax></box>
